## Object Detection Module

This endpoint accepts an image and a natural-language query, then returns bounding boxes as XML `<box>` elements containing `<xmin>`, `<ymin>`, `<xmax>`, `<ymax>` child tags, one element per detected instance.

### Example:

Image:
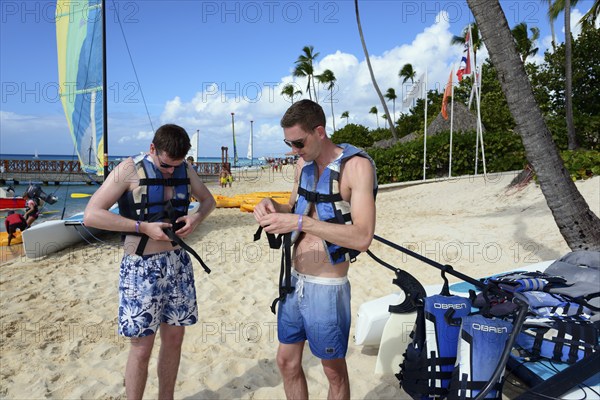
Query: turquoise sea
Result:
<box><xmin>0</xmin><ymin>153</ymin><xmax>264</xmax><ymax>229</ymax></box>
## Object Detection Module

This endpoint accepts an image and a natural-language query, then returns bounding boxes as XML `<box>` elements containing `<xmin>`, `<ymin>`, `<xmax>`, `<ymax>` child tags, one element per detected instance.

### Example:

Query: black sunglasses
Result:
<box><xmin>283</xmin><ymin>125</ymin><xmax>320</xmax><ymax>149</ymax></box>
<box><xmin>156</xmin><ymin>152</ymin><xmax>182</xmax><ymax>169</ymax></box>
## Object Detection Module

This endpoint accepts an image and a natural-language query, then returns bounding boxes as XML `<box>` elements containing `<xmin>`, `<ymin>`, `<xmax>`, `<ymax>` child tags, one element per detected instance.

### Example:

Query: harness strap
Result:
<box><xmin>297</xmin><ymin>187</ymin><xmax>342</xmax><ymax>203</ymax></box>
<box><xmin>139</xmin><ymin>177</ymin><xmax>190</xmax><ymax>186</ymax></box>
<box><xmin>254</xmin><ymin>226</ymin><xmax>294</xmax><ymax>314</ymax></box>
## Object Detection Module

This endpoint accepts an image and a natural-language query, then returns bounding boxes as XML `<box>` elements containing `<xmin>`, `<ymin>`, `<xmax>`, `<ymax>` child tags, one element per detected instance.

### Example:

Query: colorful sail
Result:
<box><xmin>56</xmin><ymin>0</ymin><xmax>104</xmax><ymax>175</ymax></box>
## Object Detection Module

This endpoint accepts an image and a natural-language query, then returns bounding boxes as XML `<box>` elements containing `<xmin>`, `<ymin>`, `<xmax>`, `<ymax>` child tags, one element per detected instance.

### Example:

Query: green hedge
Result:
<box><xmin>367</xmin><ymin>131</ymin><xmax>599</xmax><ymax>184</ymax></box>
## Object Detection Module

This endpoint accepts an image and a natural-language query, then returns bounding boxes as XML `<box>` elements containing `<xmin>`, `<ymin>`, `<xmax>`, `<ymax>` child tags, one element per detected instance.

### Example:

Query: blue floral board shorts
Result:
<box><xmin>277</xmin><ymin>269</ymin><xmax>351</xmax><ymax>359</ymax></box>
<box><xmin>118</xmin><ymin>248</ymin><xmax>198</xmax><ymax>337</ymax></box>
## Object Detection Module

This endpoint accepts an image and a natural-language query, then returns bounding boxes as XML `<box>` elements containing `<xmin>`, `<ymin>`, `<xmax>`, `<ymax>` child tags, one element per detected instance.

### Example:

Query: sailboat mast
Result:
<box><xmin>102</xmin><ymin>0</ymin><xmax>109</xmax><ymax>178</ymax></box>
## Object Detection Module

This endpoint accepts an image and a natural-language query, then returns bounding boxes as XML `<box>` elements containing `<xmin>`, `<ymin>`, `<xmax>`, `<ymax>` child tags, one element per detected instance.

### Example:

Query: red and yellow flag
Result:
<box><xmin>441</xmin><ymin>68</ymin><xmax>453</xmax><ymax>120</ymax></box>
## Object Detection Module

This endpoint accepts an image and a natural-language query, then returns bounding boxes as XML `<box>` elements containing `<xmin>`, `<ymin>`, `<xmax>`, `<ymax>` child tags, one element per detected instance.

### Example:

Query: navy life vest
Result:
<box><xmin>291</xmin><ymin>143</ymin><xmax>377</xmax><ymax>265</ymax></box>
<box><xmin>398</xmin><ymin>290</ymin><xmax>472</xmax><ymax>399</ymax></box>
<box><xmin>117</xmin><ymin>154</ymin><xmax>211</xmax><ymax>273</ymax></box>
<box><xmin>448</xmin><ymin>315</ymin><xmax>513</xmax><ymax>400</ymax></box>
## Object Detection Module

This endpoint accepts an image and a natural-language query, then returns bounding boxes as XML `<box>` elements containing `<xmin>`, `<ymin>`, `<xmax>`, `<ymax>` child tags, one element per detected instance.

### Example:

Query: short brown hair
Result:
<box><xmin>152</xmin><ymin>124</ymin><xmax>191</xmax><ymax>160</ymax></box>
<box><xmin>280</xmin><ymin>99</ymin><xmax>326</xmax><ymax>132</ymax></box>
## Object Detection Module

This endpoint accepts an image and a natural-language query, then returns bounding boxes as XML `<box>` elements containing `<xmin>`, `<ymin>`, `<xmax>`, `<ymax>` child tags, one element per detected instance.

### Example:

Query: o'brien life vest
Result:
<box><xmin>290</xmin><ymin>143</ymin><xmax>377</xmax><ymax>265</ymax></box>
<box><xmin>118</xmin><ymin>154</ymin><xmax>190</xmax><ymax>252</ymax></box>
<box><xmin>399</xmin><ymin>292</ymin><xmax>472</xmax><ymax>399</ymax></box>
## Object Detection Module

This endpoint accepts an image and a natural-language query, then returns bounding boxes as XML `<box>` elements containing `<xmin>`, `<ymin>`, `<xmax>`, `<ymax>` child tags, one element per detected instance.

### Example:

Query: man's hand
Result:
<box><xmin>257</xmin><ymin>212</ymin><xmax>299</xmax><ymax>235</ymax></box>
<box><xmin>253</xmin><ymin>198</ymin><xmax>278</xmax><ymax>221</ymax></box>
<box><xmin>173</xmin><ymin>213</ymin><xmax>202</xmax><ymax>238</ymax></box>
<box><xmin>140</xmin><ymin>221</ymin><xmax>172</xmax><ymax>241</ymax></box>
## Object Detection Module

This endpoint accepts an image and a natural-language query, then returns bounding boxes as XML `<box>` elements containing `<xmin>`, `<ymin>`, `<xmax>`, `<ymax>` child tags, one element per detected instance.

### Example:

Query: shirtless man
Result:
<box><xmin>84</xmin><ymin>124</ymin><xmax>216</xmax><ymax>400</ymax></box>
<box><xmin>253</xmin><ymin>100</ymin><xmax>377</xmax><ymax>399</ymax></box>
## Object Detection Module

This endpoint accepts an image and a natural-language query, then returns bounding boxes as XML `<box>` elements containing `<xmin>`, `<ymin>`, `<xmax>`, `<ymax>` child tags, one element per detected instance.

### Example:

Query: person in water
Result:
<box><xmin>253</xmin><ymin>100</ymin><xmax>377</xmax><ymax>399</ymax></box>
<box><xmin>83</xmin><ymin>124</ymin><xmax>216</xmax><ymax>399</ymax></box>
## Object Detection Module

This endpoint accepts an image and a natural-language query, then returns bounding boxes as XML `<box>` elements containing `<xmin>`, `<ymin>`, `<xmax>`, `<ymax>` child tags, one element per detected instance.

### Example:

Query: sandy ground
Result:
<box><xmin>1</xmin><ymin>165</ymin><xmax>598</xmax><ymax>399</ymax></box>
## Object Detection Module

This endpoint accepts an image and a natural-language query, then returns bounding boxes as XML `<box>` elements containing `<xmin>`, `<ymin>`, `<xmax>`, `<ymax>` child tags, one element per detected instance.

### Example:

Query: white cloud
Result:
<box><xmin>151</xmin><ymin>10</ymin><xmax>470</xmax><ymax>156</ymax></box>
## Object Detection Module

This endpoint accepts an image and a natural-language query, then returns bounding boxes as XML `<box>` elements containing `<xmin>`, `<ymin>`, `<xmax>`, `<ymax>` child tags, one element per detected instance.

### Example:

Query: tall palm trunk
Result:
<box><xmin>354</xmin><ymin>0</ymin><xmax>398</xmax><ymax>139</ymax></box>
<box><xmin>467</xmin><ymin>0</ymin><xmax>600</xmax><ymax>251</ymax></box>
<box><xmin>564</xmin><ymin>0</ymin><xmax>579</xmax><ymax>149</ymax></box>
<box><xmin>547</xmin><ymin>0</ymin><xmax>557</xmax><ymax>51</ymax></box>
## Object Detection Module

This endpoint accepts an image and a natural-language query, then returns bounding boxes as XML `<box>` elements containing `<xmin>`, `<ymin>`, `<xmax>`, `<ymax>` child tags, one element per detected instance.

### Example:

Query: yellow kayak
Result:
<box><xmin>214</xmin><ymin>192</ymin><xmax>291</xmax><ymax>209</ymax></box>
<box><xmin>0</xmin><ymin>231</ymin><xmax>23</xmax><ymax>246</ymax></box>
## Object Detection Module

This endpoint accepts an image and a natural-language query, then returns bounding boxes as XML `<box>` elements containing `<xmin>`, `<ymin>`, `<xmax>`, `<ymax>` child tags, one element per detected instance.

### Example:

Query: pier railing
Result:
<box><xmin>0</xmin><ymin>159</ymin><xmax>221</xmax><ymax>185</ymax></box>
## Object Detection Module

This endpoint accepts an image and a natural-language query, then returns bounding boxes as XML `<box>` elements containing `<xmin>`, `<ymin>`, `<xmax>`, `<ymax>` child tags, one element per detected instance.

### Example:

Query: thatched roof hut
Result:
<box><xmin>371</xmin><ymin>102</ymin><xmax>484</xmax><ymax>149</ymax></box>
<box><xmin>427</xmin><ymin>102</ymin><xmax>484</xmax><ymax>136</ymax></box>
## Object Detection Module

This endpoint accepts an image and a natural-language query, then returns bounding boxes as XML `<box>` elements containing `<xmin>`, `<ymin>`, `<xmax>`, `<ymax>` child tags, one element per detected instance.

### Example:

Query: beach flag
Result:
<box><xmin>442</xmin><ymin>68</ymin><xmax>453</xmax><ymax>120</ymax></box>
<box><xmin>456</xmin><ymin>30</ymin><xmax>472</xmax><ymax>82</ymax></box>
<box><xmin>402</xmin><ymin>72</ymin><xmax>426</xmax><ymax>108</ymax></box>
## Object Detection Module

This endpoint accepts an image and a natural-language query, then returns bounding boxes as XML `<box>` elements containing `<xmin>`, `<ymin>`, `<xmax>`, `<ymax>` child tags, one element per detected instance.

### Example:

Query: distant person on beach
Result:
<box><xmin>227</xmin><ymin>172</ymin><xmax>233</xmax><ymax>188</ymax></box>
<box><xmin>83</xmin><ymin>124</ymin><xmax>216</xmax><ymax>400</ymax></box>
<box><xmin>220</xmin><ymin>168</ymin><xmax>229</xmax><ymax>188</ymax></box>
<box><xmin>4</xmin><ymin>210</ymin><xmax>27</xmax><ymax>246</ymax></box>
<box><xmin>253</xmin><ymin>99</ymin><xmax>377</xmax><ymax>399</ymax></box>
<box><xmin>22</xmin><ymin>194</ymin><xmax>39</xmax><ymax>227</ymax></box>
<box><xmin>187</xmin><ymin>156</ymin><xmax>198</xmax><ymax>173</ymax></box>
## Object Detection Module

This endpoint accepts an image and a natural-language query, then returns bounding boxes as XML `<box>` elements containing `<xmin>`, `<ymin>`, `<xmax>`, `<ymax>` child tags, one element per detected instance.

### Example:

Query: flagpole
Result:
<box><xmin>449</xmin><ymin>69</ymin><xmax>455</xmax><ymax>178</ymax></box>
<box><xmin>476</xmin><ymin>66</ymin><xmax>487</xmax><ymax>177</ymax></box>
<box><xmin>423</xmin><ymin>68</ymin><xmax>428</xmax><ymax>181</ymax></box>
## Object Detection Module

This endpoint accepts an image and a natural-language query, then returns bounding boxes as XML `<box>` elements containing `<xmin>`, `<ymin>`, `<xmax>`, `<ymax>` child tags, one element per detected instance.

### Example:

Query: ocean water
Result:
<box><xmin>0</xmin><ymin>153</ymin><xmax>265</xmax><ymax>228</ymax></box>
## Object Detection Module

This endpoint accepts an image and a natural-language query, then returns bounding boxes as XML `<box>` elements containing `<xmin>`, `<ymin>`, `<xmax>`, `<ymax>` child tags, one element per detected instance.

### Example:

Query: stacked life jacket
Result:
<box><xmin>398</xmin><ymin>285</ymin><xmax>471</xmax><ymax>399</ymax></box>
<box><xmin>256</xmin><ymin>143</ymin><xmax>377</xmax><ymax>313</ymax></box>
<box><xmin>118</xmin><ymin>154</ymin><xmax>210</xmax><ymax>273</ymax></box>
<box><xmin>399</xmin><ymin>276</ymin><xmax>516</xmax><ymax>400</ymax></box>
<box><xmin>482</xmin><ymin>267</ymin><xmax>599</xmax><ymax>364</ymax></box>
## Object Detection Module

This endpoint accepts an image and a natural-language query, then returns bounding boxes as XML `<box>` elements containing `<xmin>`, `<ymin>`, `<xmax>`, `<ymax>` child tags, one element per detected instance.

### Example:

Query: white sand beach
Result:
<box><xmin>1</xmin><ymin>165</ymin><xmax>598</xmax><ymax>399</ymax></box>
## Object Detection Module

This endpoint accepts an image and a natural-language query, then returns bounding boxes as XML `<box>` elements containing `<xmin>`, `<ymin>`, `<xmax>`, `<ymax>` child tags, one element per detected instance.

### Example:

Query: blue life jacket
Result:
<box><xmin>290</xmin><ymin>143</ymin><xmax>377</xmax><ymax>265</ymax></box>
<box><xmin>118</xmin><ymin>154</ymin><xmax>190</xmax><ymax>224</ymax></box>
<box><xmin>448</xmin><ymin>315</ymin><xmax>513</xmax><ymax>400</ymax></box>
<box><xmin>399</xmin><ymin>292</ymin><xmax>472</xmax><ymax>399</ymax></box>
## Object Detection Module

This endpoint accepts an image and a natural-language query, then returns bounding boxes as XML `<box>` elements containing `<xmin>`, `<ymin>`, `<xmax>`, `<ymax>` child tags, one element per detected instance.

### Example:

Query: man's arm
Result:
<box><xmin>258</xmin><ymin>157</ymin><xmax>376</xmax><ymax>252</ymax></box>
<box><xmin>253</xmin><ymin>160</ymin><xmax>300</xmax><ymax>221</ymax></box>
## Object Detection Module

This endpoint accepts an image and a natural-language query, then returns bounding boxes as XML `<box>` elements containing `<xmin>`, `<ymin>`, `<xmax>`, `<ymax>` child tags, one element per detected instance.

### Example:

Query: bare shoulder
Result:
<box><xmin>342</xmin><ymin>155</ymin><xmax>374</xmax><ymax>181</ymax></box>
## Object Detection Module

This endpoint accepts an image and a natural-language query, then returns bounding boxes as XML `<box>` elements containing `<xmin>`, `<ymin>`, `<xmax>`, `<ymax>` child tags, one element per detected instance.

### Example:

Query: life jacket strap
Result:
<box><xmin>297</xmin><ymin>187</ymin><xmax>342</xmax><ymax>203</ymax></box>
<box><xmin>138</xmin><ymin>177</ymin><xmax>190</xmax><ymax>186</ymax></box>
<box><xmin>253</xmin><ymin>226</ymin><xmax>294</xmax><ymax>314</ymax></box>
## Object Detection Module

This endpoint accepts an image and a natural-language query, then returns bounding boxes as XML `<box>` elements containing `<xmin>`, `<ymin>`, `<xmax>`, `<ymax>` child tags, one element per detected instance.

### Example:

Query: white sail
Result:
<box><xmin>187</xmin><ymin>130</ymin><xmax>198</xmax><ymax>161</ymax></box>
<box><xmin>247</xmin><ymin>130</ymin><xmax>253</xmax><ymax>160</ymax></box>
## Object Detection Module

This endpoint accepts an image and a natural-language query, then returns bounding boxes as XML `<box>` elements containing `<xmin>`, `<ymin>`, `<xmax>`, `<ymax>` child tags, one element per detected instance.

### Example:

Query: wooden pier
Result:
<box><xmin>0</xmin><ymin>159</ymin><xmax>222</xmax><ymax>185</ymax></box>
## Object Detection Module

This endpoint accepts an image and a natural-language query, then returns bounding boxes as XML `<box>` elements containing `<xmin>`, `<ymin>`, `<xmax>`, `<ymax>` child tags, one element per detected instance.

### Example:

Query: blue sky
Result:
<box><xmin>0</xmin><ymin>0</ymin><xmax>592</xmax><ymax>158</ymax></box>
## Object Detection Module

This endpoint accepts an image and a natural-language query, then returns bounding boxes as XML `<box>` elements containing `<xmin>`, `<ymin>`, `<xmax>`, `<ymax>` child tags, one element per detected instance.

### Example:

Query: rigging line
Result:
<box><xmin>111</xmin><ymin>0</ymin><xmax>155</xmax><ymax>132</ymax></box>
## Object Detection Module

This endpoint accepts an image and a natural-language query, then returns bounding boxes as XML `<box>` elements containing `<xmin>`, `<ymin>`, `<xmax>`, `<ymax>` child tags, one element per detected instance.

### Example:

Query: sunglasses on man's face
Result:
<box><xmin>156</xmin><ymin>152</ymin><xmax>183</xmax><ymax>169</ymax></box>
<box><xmin>283</xmin><ymin>125</ymin><xmax>320</xmax><ymax>149</ymax></box>
<box><xmin>283</xmin><ymin>136</ymin><xmax>307</xmax><ymax>149</ymax></box>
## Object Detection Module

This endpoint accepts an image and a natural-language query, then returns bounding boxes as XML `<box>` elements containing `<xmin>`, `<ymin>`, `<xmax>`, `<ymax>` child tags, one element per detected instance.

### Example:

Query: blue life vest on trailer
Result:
<box><xmin>290</xmin><ymin>143</ymin><xmax>377</xmax><ymax>265</ymax></box>
<box><xmin>118</xmin><ymin>154</ymin><xmax>190</xmax><ymax>224</ymax></box>
<box><xmin>448</xmin><ymin>315</ymin><xmax>513</xmax><ymax>400</ymax></box>
<box><xmin>516</xmin><ymin>319</ymin><xmax>599</xmax><ymax>364</ymax></box>
<box><xmin>399</xmin><ymin>293</ymin><xmax>472</xmax><ymax>399</ymax></box>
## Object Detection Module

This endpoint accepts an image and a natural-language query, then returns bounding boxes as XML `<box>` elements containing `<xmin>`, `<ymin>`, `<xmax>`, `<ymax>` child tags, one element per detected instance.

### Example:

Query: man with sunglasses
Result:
<box><xmin>254</xmin><ymin>100</ymin><xmax>377</xmax><ymax>399</ymax></box>
<box><xmin>84</xmin><ymin>124</ymin><xmax>216</xmax><ymax>399</ymax></box>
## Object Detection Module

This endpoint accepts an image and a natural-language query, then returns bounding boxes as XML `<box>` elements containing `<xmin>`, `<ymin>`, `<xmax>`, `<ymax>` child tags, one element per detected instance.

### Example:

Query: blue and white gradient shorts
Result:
<box><xmin>277</xmin><ymin>269</ymin><xmax>351</xmax><ymax>359</ymax></box>
<box><xmin>118</xmin><ymin>248</ymin><xmax>198</xmax><ymax>337</ymax></box>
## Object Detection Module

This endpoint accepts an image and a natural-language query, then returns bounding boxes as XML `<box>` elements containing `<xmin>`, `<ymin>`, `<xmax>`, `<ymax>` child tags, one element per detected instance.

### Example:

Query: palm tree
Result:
<box><xmin>451</xmin><ymin>24</ymin><xmax>483</xmax><ymax>71</ymax></box>
<box><xmin>580</xmin><ymin>0</ymin><xmax>600</xmax><ymax>28</ymax></box>
<box><xmin>294</xmin><ymin>45</ymin><xmax>320</xmax><ymax>102</ymax></box>
<box><xmin>385</xmin><ymin>88</ymin><xmax>397</xmax><ymax>122</ymax></box>
<box><xmin>549</xmin><ymin>0</ymin><xmax>579</xmax><ymax>149</ymax></box>
<box><xmin>369</xmin><ymin>106</ymin><xmax>379</xmax><ymax>128</ymax></box>
<box><xmin>381</xmin><ymin>113</ymin><xmax>389</xmax><ymax>129</ymax></box>
<box><xmin>316</xmin><ymin>69</ymin><xmax>337</xmax><ymax>132</ymax></box>
<box><xmin>341</xmin><ymin>111</ymin><xmax>350</xmax><ymax>125</ymax></box>
<box><xmin>399</xmin><ymin>63</ymin><xmax>416</xmax><ymax>84</ymax></box>
<box><xmin>511</xmin><ymin>22</ymin><xmax>540</xmax><ymax>63</ymax></box>
<box><xmin>542</xmin><ymin>0</ymin><xmax>557</xmax><ymax>51</ymax></box>
<box><xmin>466</xmin><ymin>0</ymin><xmax>600</xmax><ymax>250</ymax></box>
<box><xmin>281</xmin><ymin>83</ymin><xmax>302</xmax><ymax>104</ymax></box>
<box><xmin>354</xmin><ymin>0</ymin><xmax>398</xmax><ymax>139</ymax></box>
